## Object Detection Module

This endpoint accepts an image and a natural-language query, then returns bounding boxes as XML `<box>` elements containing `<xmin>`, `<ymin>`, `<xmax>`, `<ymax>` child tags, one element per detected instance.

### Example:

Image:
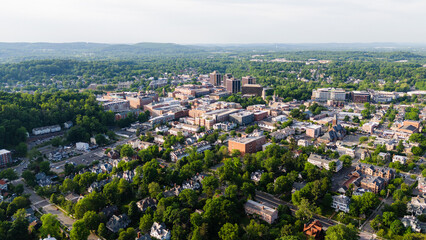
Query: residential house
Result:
<box><xmin>150</xmin><ymin>222</ymin><xmax>171</xmax><ymax>240</ymax></box>
<box><xmin>163</xmin><ymin>186</ymin><xmax>182</xmax><ymax>198</ymax></box>
<box><xmin>331</xmin><ymin>195</ymin><xmax>350</xmax><ymax>213</ymax></box>
<box><xmin>392</xmin><ymin>155</ymin><xmax>408</xmax><ymax>164</ymax></box>
<box><xmin>106</xmin><ymin>214</ymin><xmax>131</xmax><ymax>233</ymax></box>
<box><xmin>419</xmin><ymin>177</ymin><xmax>426</xmax><ymax>193</ymax></box>
<box><xmin>136</xmin><ymin>197</ymin><xmax>158</xmax><ymax>212</ymax></box>
<box><xmin>250</xmin><ymin>170</ymin><xmax>264</xmax><ymax>183</ymax></box>
<box><xmin>303</xmin><ymin>220</ymin><xmax>324</xmax><ymax>240</ymax></box>
<box><xmin>407</xmin><ymin>195</ymin><xmax>426</xmax><ymax>215</ymax></box>
<box><xmin>401</xmin><ymin>215</ymin><xmax>422</xmax><ymax>233</ymax></box>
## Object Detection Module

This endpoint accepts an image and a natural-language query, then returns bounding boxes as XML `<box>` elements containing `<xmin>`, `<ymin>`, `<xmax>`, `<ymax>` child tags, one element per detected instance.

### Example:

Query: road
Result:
<box><xmin>254</xmin><ymin>191</ymin><xmax>377</xmax><ymax>239</ymax></box>
<box><xmin>255</xmin><ymin>191</ymin><xmax>337</xmax><ymax>229</ymax></box>
<box><xmin>13</xmin><ymin>179</ymin><xmax>99</xmax><ymax>240</ymax></box>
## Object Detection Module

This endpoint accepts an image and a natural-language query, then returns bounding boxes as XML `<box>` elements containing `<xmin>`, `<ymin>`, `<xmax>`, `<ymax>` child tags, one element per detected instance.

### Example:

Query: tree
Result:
<box><xmin>383</xmin><ymin>212</ymin><xmax>396</xmax><ymax>226</ymax></box>
<box><xmin>202</xmin><ymin>176</ymin><xmax>219</xmax><ymax>197</ymax></box>
<box><xmin>70</xmin><ymin>220</ymin><xmax>90</xmax><ymax>240</ymax></box>
<box><xmin>148</xmin><ymin>182</ymin><xmax>161</xmax><ymax>199</ymax></box>
<box><xmin>390</xmin><ymin>220</ymin><xmax>404</xmax><ymax>235</ymax></box>
<box><xmin>97</xmin><ymin>223</ymin><xmax>107</xmax><ymax>238</ymax></box>
<box><xmin>295</xmin><ymin>198</ymin><xmax>313</xmax><ymax>222</ymax></box>
<box><xmin>39</xmin><ymin>214</ymin><xmax>61</xmax><ymax>239</ymax></box>
<box><xmin>7</xmin><ymin>209</ymin><xmax>30</xmax><ymax>240</ymax></box>
<box><xmin>120</xmin><ymin>144</ymin><xmax>134</xmax><ymax>158</ymax></box>
<box><xmin>244</xmin><ymin>219</ymin><xmax>269</xmax><ymax>240</ymax></box>
<box><xmin>15</xmin><ymin>142</ymin><xmax>28</xmax><ymax>157</ymax></box>
<box><xmin>39</xmin><ymin>161</ymin><xmax>51</xmax><ymax>174</ymax></box>
<box><xmin>396</xmin><ymin>140</ymin><xmax>404</xmax><ymax>153</ymax></box>
<box><xmin>82</xmin><ymin>211</ymin><xmax>100</xmax><ymax>231</ymax></box>
<box><xmin>94</xmin><ymin>134</ymin><xmax>108</xmax><ymax>146</ymax></box>
<box><xmin>218</xmin><ymin>223</ymin><xmax>239</xmax><ymax>240</ymax></box>
<box><xmin>128</xmin><ymin>201</ymin><xmax>139</xmax><ymax>222</ymax></box>
<box><xmin>139</xmin><ymin>214</ymin><xmax>153</xmax><ymax>233</ymax></box>
<box><xmin>118</xmin><ymin>227</ymin><xmax>137</xmax><ymax>240</ymax></box>
<box><xmin>325</xmin><ymin>224</ymin><xmax>359</xmax><ymax>240</ymax></box>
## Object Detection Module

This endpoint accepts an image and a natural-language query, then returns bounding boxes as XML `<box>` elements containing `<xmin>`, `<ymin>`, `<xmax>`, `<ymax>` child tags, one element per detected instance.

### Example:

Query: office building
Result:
<box><xmin>242</xmin><ymin>76</ymin><xmax>256</xmax><ymax>85</ymax></box>
<box><xmin>209</xmin><ymin>71</ymin><xmax>223</xmax><ymax>86</ymax></box>
<box><xmin>226</xmin><ymin>78</ymin><xmax>241</xmax><ymax>94</ymax></box>
<box><xmin>228</xmin><ymin>135</ymin><xmax>266</xmax><ymax>155</ymax></box>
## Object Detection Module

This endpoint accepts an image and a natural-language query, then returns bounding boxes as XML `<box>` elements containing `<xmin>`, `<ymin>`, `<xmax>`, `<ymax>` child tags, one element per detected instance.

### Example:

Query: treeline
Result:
<box><xmin>0</xmin><ymin>91</ymin><xmax>115</xmax><ymax>155</ymax></box>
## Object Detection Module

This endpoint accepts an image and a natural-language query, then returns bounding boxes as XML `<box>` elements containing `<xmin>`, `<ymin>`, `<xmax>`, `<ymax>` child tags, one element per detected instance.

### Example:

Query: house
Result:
<box><xmin>182</xmin><ymin>180</ymin><xmax>201</xmax><ymax>191</ymax></box>
<box><xmin>378</xmin><ymin>152</ymin><xmax>391</xmax><ymax>162</ymax></box>
<box><xmin>250</xmin><ymin>170</ymin><xmax>264</xmax><ymax>183</ymax></box>
<box><xmin>401</xmin><ymin>215</ymin><xmax>422</xmax><ymax>233</ymax></box>
<box><xmin>392</xmin><ymin>155</ymin><xmax>407</xmax><ymax>164</ymax></box>
<box><xmin>65</xmin><ymin>193</ymin><xmax>83</xmax><ymax>203</ymax></box>
<box><xmin>244</xmin><ymin>200</ymin><xmax>278</xmax><ymax>224</ymax></box>
<box><xmin>298</xmin><ymin>139</ymin><xmax>312</xmax><ymax>147</ymax></box>
<box><xmin>407</xmin><ymin>195</ymin><xmax>426</xmax><ymax>215</ymax></box>
<box><xmin>303</xmin><ymin>220</ymin><xmax>324</xmax><ymax>240</ymax></box>
<box><xmin>270</xmin><ymin>127</ymin><xmax>295</xmax><ymax>141</ymax></box>
<box><xmin>150</xmin><ymin>222</ymin><xmax>171</xmax><ymax>240</ymax></box>
<box><xmin>102</xmin><ymin>205</ymin><xmax>118</xmax><ymax>219</ymax></box>
<box><xmin>106</xmin><ymin>214</ymin><xmax>131</xmax><ymax>233</ymax></box>
<box><xmin>163</xmin><ymin>186</ymin><xmax>182</xmax><ymax>198</ymax></box>
<box><xmin>258</xmin><ymin>121</ymin><xmax>277</xmax><ymax>132</ymax></box>
<box><xmin>307</xmin><ymin>154</ymin><xmax>343</xmax><ymax>172</ymax></box>
<box><xmin>331</xmin><ymin>195</ymin><xmax>350</xmax><ymax>213</ymax></box>
<box><xmin>0</xmin><ymin>180</ymin><xmax>8</xmax><ymax>191</ymax></box>
<box><xmin>136</xmin><ymin>197</ymin><xmax>158</xmax><ymax>212</ymax></box>
<box><xmin>360</xmin><ymin>150</ymin><xmax>371</xmax><ymax>160</ymax></box>
<box><xmin>355</xmin><ymin>163</ymin><xmax>395</xmax><ymax>180</ymax></box>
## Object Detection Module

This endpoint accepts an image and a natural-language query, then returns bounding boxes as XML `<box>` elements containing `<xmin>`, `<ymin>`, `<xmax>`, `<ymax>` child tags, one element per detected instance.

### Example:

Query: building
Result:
<box><xmin>242</xmin><ymin>76</ymin><xmax>256</xmax><ymax>85</ymax></box>
<box><xmin>32</xmin><ymin>125</ymin><xmax>61</xmax><ymax>135</ymax></box>
<box><xmin>136</xmin><ymin>197</ymin><xmax>158</xmax><ymax>212</ymax></box>
<box><xmin>242</xmin><ymin>84</ymin><xmax>263</xmax><ymax>97</ymax></box>
<box><xmin>360</xmin><ymin>176</ymin><xmax>386</xmax><ymax>193</ymax></box>
<box><xmin>312</xmin><ymin>88</ymin><xmax>346</xmax><ymax>101</ymax></box>
<box><xmin>378</xmin><ymin>152</ymin><xmax>391</xmax><ymax>162</ymax></box>
<box><xmin>298</xmin><ymin>139</ymin><xmax>312</xmax><ymax>147</ymax></box>
<box><xmin>102</xmin><ymin>99</ymin><xmax>130</xmax><ymax>112</ymax></box>
<box><xmin>331</xmin><ymin>195</ymin><xmax>350</xmax><ymax>213</ymax></box>
<box><xmin>244</xmin><ymin>200</ymin><xmax>278</xmax><ymax>224</ymax></box>
<box><xmin>355</xmin><ymin>163</ymin><xmax>395</xmax><ymax>180</ymax></box>
<box><xmin>106</xmin><ymin>214</ymin><xmax>131</xmax><ymax>233</ymax></box>
<box><xmin>150</xmin><ymin>222</ymin><xmax>171</xmax><ymax>240</ymax></box>
<box><xmin>229</xmin><ymin>111</ymin><xmax>254</xmax><ymax>126</ymax></box>
<box><xmin>303</xmin><ymin>220</ymin><xmax>323</xmax><ymax>240</ymax></box>
<box><xmin>408</xmin><ymin>195</ymin><xmax>426</xmax><ymax>215</ymax></box>
<box><xmin>75</xmin><ymin>142</ymin><xmax>89</xmax><ymax>151</ymax></box>
<box><xmin>225</xmin><ymin>78</ymin><xmax>241</xmax><ymax>94</ymax></box>
<box><xmin>350</xmin><ymin>91</ymin><xmax>370</xmax><ymax>103</ymax></box>
<box><xmin>228</xmin><ymin>135</ymin><xmax>266</xmax><ymax>155</ymax></box>
<box><xmin>210</xmin><ymin>71</ymin><xmax>223</xmax><ymax>86</ymax></box>
<box><xmin>318</xmin><ymin>124</ymin><xmax>346</xmax><ymax>143</ymax></box>
<box><xmin>307</xmin><ymin>154</ymin><xmax>342</xmax><ymax>172</ymax></box>
<box><xmin>362</xmin><ymin>122</ymin><xmax>379</xmax><ymax>133</ymax></box>
<box><xmin>306</xmin><ymin>125</ymin><xmax>322</xmax><ymax>138</ymax></box>
<box><xmin>419</xmin><ymin>177</ymin><xmax>426</xmax><ymax>193</ymax></box>
<box><xmin>401</xmin><ymin>216</ymin><xmax>422</xmax><ymax>233</ymax></box>
<box><xmin>258</xmin><ymin>121</ymin><xmax>277</xmax><ymax>132</ymax></box>
<box><xmin>270</xmin><ymin>127</ymin><xmax>295</xmax><ymax>141</ymax></box>
<box><xmin>0</xmin><ymin>149</ymin><xmax>12</xmax><ymax>167</ymax></box>
<box><xmin>392</xmin><ymin>155</ymin><xmax>407</xmax><ymax>164</ymax></box>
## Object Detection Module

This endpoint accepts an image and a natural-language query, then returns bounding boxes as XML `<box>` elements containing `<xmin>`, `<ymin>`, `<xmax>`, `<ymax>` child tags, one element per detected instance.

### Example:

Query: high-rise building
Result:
<box><xmin>209</xmin><ymin>71</ymin><xmax>223</xmax><ymax>86</ymax></box>
<box><xmin>0</xmin><ymin>149</ymin><xmax>12</xmax><ymax>167</ymax></box>
<box><xmin>242</xmin><ymin>76</ymin><xmax>256</xmax><ymax>85</ymax></box>
<box><xmin>226</xmin><ymin>78</ymin><xmax>241</xmax><ymax>94</ymax></box>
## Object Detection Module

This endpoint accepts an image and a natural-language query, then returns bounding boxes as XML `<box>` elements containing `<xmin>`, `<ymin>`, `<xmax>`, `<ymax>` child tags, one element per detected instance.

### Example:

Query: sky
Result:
<box><xmin>0</xmin><ymin>0</ymin><xmax>425</xmax><ymax>44</ymax></box>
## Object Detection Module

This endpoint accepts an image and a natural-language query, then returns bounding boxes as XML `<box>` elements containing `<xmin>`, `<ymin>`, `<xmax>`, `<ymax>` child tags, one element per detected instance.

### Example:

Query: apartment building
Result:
<box><xmin>228</xmin><ymin>135</ymin><xmax>266</xmax><ymax>155</ymax></box>
<box><xmin>244</xmin><ymin>200</ymin><xmax>278</xmax><ymax>224</ymax></box>
<box><xmin>0</xmin><ymin>149</ymin><xmax>12</xmax><ymax>167</ymax></box>
<box><xmin>307</xmin><ymin>154</ymin><xmax>343</xmax><ymax>172</ymax></box>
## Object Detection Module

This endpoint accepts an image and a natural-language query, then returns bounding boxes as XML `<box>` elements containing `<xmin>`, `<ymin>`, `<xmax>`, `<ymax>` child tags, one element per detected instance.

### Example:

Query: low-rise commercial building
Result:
<box><xmin>244</xmin><ymin>200</ymin><xmax>278</xmax><ymax>224</ymax></box>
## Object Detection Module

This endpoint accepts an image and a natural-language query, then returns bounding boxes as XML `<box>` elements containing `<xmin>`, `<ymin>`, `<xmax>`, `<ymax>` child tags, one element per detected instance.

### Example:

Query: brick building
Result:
<box><xmin>244</xmin><ymin>200</ymin><xmax>278</xmax><ymax>224</ymax></box>
<box><xmin>228</xmin><ymin>135</ymin><xmax>266</xmax><ymax>155</ymax></box>
<box><xmin>0</xmin><ymin>149</ymin><xmax>12</xmax><ymax>167</ymax></box>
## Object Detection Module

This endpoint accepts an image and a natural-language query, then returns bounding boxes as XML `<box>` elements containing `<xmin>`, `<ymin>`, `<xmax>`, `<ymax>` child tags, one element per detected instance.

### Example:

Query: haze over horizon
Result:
<box><xmin>1</xmin><ymin>0</ymin><xmax>426</xmax><ymax>44</ymax></box>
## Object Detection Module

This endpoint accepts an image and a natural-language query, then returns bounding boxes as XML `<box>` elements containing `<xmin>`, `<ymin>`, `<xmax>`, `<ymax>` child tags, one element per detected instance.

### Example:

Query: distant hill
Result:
<box><xmin>0</xmin><ymin>42</ymin><xmax>425</xmax><ymax>62</ymax></box>
<box><xmin>0</xmin><ymin>42</ymin><xmax>206</xmax><ymax>62</ymax></box>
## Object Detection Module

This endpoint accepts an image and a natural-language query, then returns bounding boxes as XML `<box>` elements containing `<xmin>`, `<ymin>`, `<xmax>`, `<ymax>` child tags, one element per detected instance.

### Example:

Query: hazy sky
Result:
<box><xmin>0</xmin><ymin>0</ymin><xmax>425</xmax><ymax>44</ymax></box>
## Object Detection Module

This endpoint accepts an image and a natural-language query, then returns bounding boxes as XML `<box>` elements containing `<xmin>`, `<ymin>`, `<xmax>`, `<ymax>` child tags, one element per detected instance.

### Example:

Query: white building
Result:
<box><xmin>331</xmin><ymin>195</ymin><xmax>350</xmax><ymax>213</ymax></box>
<box><xmin>392</xmin><ymin>155</ymin><xmax>407</xmax><ymax>164</ymax></box>
<box><xmin>76</xmin><ymin>142</ymin><xmax>89</xmax><ymax>151</ymax></box>
<box><xmin>312</xmin><ymin>88</ymin><xmax>346</xmax><ymax>101</ymax></box>
<box><xmin>150</xmin><ymin>222</ymin><xmax>171</xmax><ymax>240</ymax></box>
<box><xmin>307</xmin><ymin>154</ymin><xmax>343</xmax><ymax>172</ymax></box>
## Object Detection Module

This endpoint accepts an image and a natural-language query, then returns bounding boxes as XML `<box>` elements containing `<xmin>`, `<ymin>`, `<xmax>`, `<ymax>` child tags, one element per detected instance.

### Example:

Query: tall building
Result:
<box><xmin>312</xmin><ymin>88</ymin><xmax>346</xmax><ymax>101</ymax></box>
<box><xmin>242</xmin><ymin>76</ymin><xmax>256</xmax><ymax>85</ymax></box>
<box><xmin>226</xmin><ymin>78</ymin><xmax>241</xmax><ymax>94</ymax></box>
<box><xmin>209</xmin><ymin>71</ymin><xmax>223</xmax><ymax>86</ymax></box>
<box><xmin>0</xmin><ymin>149</ymin><xmax>12</xmax><ymax>167</ymax></box>
<box><xmin>242</xmin><ymin>84</ymin><xmax>263</xmax><ymax>96</ymax></box>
